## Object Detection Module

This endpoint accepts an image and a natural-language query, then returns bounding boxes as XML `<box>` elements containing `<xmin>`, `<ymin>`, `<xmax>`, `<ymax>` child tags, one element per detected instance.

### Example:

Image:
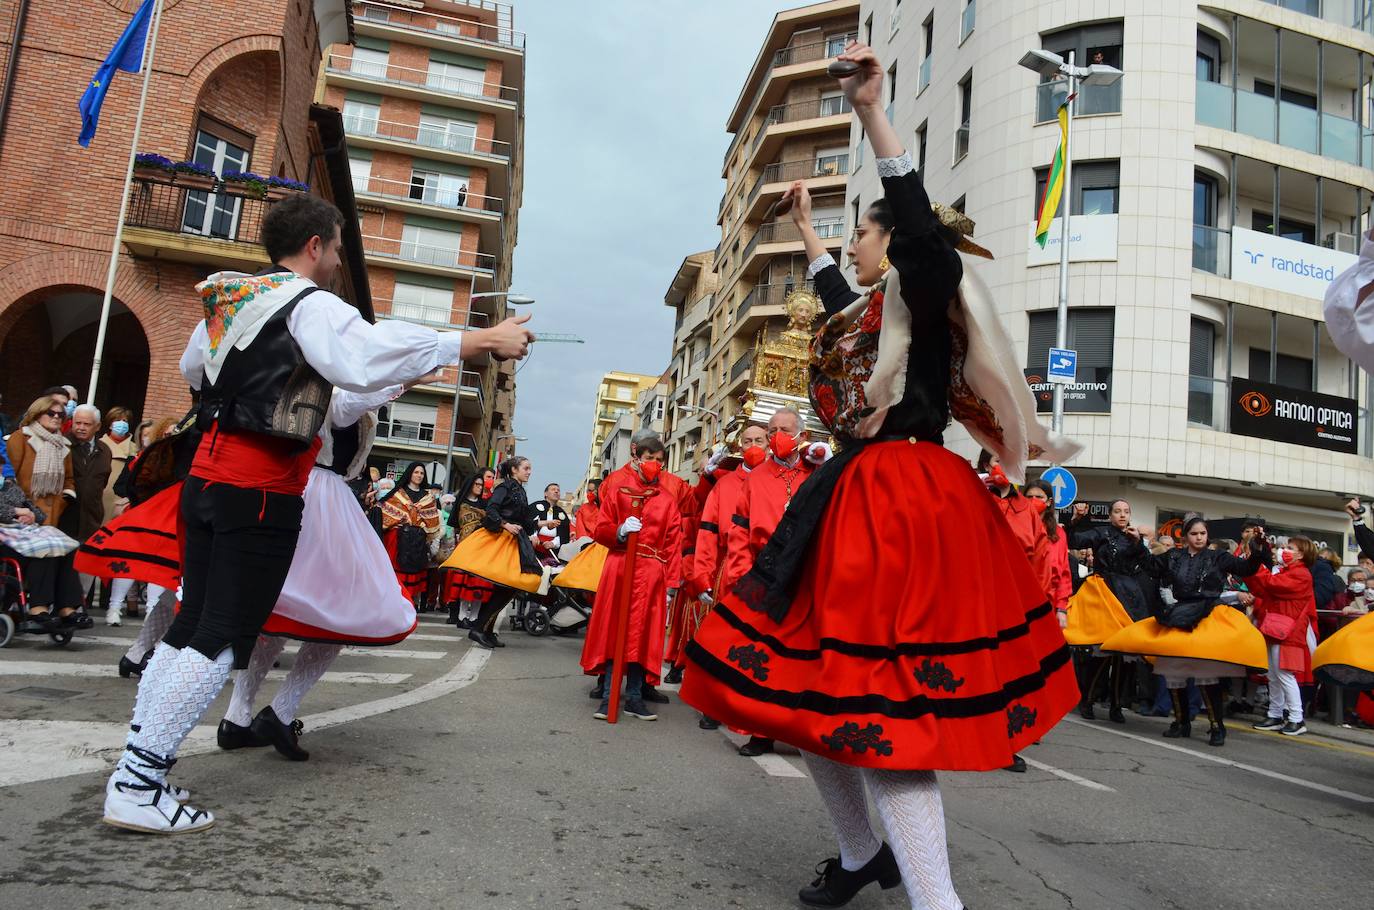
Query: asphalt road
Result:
<box><xmin>1</xmin><ymin>611</ymin><xmax>1372</xmax><ymax>909</ymax></box>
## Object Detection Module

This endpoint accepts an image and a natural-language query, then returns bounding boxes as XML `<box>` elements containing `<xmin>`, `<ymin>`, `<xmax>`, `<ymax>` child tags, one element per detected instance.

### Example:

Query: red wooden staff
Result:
<box><xmin>606</xmin><ymin>488</ymin><xmax>655</xmax><ymax>724</ymax></box>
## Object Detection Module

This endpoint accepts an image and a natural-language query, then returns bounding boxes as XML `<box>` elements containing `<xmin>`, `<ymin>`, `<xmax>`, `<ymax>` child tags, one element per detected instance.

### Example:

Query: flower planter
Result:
<box><xmin>174</xmin><ymin>173</ymin><xmax>217</xmax><ymax>192</ymax></box>
<box><xmin>132</xmin><ymin>165</ymin><xmax>173</xmax><ymax>183</ymax></box>
<box><xmin>264</xmin><ymin>186</ymin><xmax>306</xmax><ymax>203</ymax></box>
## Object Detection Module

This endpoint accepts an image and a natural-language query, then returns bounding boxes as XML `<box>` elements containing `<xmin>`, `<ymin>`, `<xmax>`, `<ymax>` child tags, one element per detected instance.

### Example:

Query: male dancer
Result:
<box><xmin>102</xmin><ymin>194</ymin><xmax>532</xmax><ymax>833</ymax></box>
<box><xmin>720</xmin><ymin>408</ymin><xmax>829</xmax><ymax>755</ymax></box>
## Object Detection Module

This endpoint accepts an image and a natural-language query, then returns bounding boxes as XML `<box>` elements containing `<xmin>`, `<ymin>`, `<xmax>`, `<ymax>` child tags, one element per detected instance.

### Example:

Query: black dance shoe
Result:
<box><xmin>217</xmin><ymin>718</ymin><xmax>268</xmax><ymax>751</ymax></box>
<box><xmin>738</xmin><ymin>737</ymin><xmax>774</xmax><ymax>757</ymax></box>
<box><xmin>641</xmin><ymin>685</ymin><xmax>669</xmax><ymax>705</ymax></box>
<box><xmin>1003</xmin><ymin>754</ymin><xmax>1028</xmax><ymax>773</ymax></box>
<box><xmin>490</xmin><ymin>631</ymin><xmax>507</xmax><ymax>648</ymax></box>
<box><xmin>798</xmin><ymin>842</ymin><xmax>901</xmax><ymax>907</ymax></box>
<box><xmin>468</xmin><ymin>629</ymin><xmax>498</xmax><ymax>650</ymax></box>
<box><xmin>1163</xmin><ymin>719</ymin><xmax>1191</xmax><ymax>739</ymax></box>
<box><xmin>1078</xmin><ymin>702</ymin><xmax>1096</xmax><ymax>720</ymax></box>
<box><xmin>1108</xmin><ymin>706</ymin><xmax>1126</xmax><ymax>724</ymax></box>
<box><xmin>664</xmin><ymin>665</ymin><xmax>684</xmax><ymax>685</ymax></box>
<box><xmin>1207</xmin><ymin>724</ymin><xmax>1226</xmax><ymax>747</ymax></box>
<box><xmin>251</xmin><ymin>706</ymin><xmax>309</xmax><ymax>761</ymax></box>
<box><xmin>698</xmin><ymin>715</ymin><xmax>721</xmax><ymax>730</ymax></box>
<box><xmin>117</xmin><ymin>655</ymin><xmax>146</xmax><ymax>679</ymax></box>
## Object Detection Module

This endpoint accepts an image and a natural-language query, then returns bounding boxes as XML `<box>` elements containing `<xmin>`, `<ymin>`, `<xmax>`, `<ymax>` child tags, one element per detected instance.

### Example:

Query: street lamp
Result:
<box><xmin>492</xmin><ymin>433</ymin><xmax>527</xmax><ymax>465</ymax></box>
<box><xmin>442</xmin><ymin>292</ymin><xmax>534</xmax><ymax>490</ymax></box>
<box><xmin>1018</xmin><ymin>48</ymin><xmax>1124</xmax><ymax>434</ymax></box>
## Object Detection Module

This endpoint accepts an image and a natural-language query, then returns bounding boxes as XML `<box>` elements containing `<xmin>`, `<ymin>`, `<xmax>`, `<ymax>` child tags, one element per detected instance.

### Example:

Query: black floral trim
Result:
<box><xmin>727</xmin><ymin>644</ymin><xmax>771</xmax><ymax>681</ymax></box>
<box><xmin>913</xmin><ymin>658</ymin><xmax>965</xmax><ymax>693</ymax></box>
<box><xmin>711</xmin><ymin>602</ymin><xmax>1052</xmax><ymax>660</ymax></box>
<box><xmin>107</xmin><ymin>560</ymin><xmax>132</xmax><ymax>575</ymax></box>
<box><xmin>1006</xmin><ymin>704</ymin><xmax>1038</xmax><ymax>738</ymax></box>
<box><xmin>821</xmin><ymin>721</ymin><xmax>893</xmax><ymax>757</ymax></box>
<box><xmin>683</xmin><ymin>639</ymin><xmax>1072</xmax><ymax>721</ymax></box>
<box><xmin>78</xmin><ymin>545</ymin><xmax>180</xmax><ymax>570</ymax></box>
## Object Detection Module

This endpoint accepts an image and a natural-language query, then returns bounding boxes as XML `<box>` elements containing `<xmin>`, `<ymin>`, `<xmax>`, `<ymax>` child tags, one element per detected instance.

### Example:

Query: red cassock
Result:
<box><xmin>578</xmin><ymin>465</ymin><xmax>684</xmax><ymax>686</ymax></box>
<box><xmin>689</xmin><ymin>466</ymin><xmax>749</xmax><ymax>598</ymax></box>
<box><xmin>664</xmin><ymin>473</ymin><xmax>707</xmax><ymax>668</ymax></box>
<box><xmin>990</xmin><ymin>493</ymin><xmax>1054</xmax><ymax>604</ymax></box>
<box><xmin>1246</xmin><ymin>564</ymin><xmax>1318</xmax><ymax>680</ymax></box>
<box><xmin>573</xmin><ymin>499</ymin><xmax>601</xmax><ymax>540</ymax></box>
<box><xmin>723</xmin><ymin>458</ymin><xmax>815</xmax><ymax>592</ymax></box>
<box><xmin>1044</xmin><ymin>532</ymin><xmax>1072</xmax><ymax>612</ymax></box>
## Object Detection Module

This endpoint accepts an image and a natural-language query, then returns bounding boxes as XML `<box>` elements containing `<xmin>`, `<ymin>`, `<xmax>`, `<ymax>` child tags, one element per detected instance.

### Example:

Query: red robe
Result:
<box><xmin>573</xmin><ymin>499</ymin><xmax>601</xmax><ymax>540</ymax></box>
<box><xmin>689</xmin><ymin>466</ymin><xmax>749</xmax><ymax>598</ymax></box>
<box><xmin>1246</xmin><ymin>564</ymin><xmax>1318</xmax><ymax>679</ymax></box>
<box><xmin>990</xmin><ymin>493</ymin><xmax>1054</xmax><ymax>604</ymax></box>
<box><xmin>664</xmin><ymin>474</ymin><xmax>709</xmax><ymax>668</ymax></box>
<box><xmin>724</xmin><ymin>457</ymin><xmax>814</xmax><ymax>592</ymax></box>
<box><xmin>579</xmin><ymin>465</ymin><xmax>684</xmax><ymax>685</ymax></box>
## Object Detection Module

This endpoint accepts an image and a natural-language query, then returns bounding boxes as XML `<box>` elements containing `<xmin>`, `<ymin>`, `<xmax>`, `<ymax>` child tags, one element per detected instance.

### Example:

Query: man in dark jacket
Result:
<box><xmin>530</xmin><ymin>482</ymin><xmax>571</xmax><ymax>547</ymax></box>
<box><xmin>62</xmin><ymin>404</ymin><xmax>112</xmax><ymax>601</ymax></box>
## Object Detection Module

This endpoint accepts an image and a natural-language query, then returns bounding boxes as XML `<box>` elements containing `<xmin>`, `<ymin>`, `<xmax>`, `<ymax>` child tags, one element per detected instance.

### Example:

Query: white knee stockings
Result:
<box><xmin>114</xmin><ymin>643</ymin><xmax>234</xmax><ymax>787</ymax></box>
<box><xmin>225</xmin><ymin>636</ymin><xmax>343</xmax><ymax>727</ymax></box>
<box><xmin>123</xmin><ymin>585</ymin><xmax>171</xmax><ymax>662</ymax></box>
<box><xmin>802</xmin><ymin>752</ymin><xmax>963</xmax><ymax>910</ymax></box>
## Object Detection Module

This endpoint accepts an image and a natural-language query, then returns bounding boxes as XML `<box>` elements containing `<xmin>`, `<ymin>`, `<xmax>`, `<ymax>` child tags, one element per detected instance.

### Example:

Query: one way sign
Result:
<box><xmin>1047</xmin><ymin>348</ymin><xmax>1077</xmax><ymax>384</ymax></box>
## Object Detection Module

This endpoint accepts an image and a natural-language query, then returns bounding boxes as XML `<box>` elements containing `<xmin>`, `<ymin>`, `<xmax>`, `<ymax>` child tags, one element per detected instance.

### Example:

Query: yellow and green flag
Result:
<box><xmin>1034</xmin><ymin>100</ymin><xmax>1070</xmax><ymax>248</ymax></box>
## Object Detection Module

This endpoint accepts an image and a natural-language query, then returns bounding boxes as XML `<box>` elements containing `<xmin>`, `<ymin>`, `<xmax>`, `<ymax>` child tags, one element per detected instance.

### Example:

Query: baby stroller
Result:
<box><xmin>510</xmin><ymin>528</ymin><xmax>591</xmax><ymax>637</ymax></box>
<box><xmin>0</xmin><ymin>551</ymin><xmax>74</xmax><ymax>648</ymax></box>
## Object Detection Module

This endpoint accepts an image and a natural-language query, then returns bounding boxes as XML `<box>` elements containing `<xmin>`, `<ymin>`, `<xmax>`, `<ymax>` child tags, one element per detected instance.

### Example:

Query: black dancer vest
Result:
<box><xmin>327</xmin><ymin>422</ymin><xmax>361</xmax><ymax>477</ymax></box>
<box><xmin>195</xmin><ymin>288</ymin><xmax>331</xmax><ymax>448</ymax></box>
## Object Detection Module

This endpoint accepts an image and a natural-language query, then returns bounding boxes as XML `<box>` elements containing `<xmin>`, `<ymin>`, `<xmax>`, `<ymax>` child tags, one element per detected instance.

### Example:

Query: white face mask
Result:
<box><xmin>1350</xmin><ymin>582</ymin><xmax>1367</xmax><ymax>595</ymax></box>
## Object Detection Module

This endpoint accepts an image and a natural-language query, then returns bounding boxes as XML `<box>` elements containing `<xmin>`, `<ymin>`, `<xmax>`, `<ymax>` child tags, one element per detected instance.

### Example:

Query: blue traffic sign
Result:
<box><xmin>1040</xmin><ymin>466</ymin><xmax>1077</xmax><ymax>510</ymax></box>
<box><xmin>1047</xmin><ymin>347</ymin><xmax>1077</xmax><ymax>384</ymax></box>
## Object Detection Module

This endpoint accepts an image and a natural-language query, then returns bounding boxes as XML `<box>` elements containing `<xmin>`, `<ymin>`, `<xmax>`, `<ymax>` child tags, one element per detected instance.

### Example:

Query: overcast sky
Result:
<box><xmin>510</xmin><ymin>0</ymin><xmax>789</xmax><ymax>496</ymax></box>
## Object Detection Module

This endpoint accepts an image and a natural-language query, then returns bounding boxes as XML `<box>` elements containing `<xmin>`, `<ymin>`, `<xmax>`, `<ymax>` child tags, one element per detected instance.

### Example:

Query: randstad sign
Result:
<box><xmin>1230</xmin><ymin>227</ymin><xmax>1356</xmax><ymax>301</ymax></box>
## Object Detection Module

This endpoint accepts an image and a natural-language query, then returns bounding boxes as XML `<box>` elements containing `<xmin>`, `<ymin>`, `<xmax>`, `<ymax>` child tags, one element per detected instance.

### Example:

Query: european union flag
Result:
<box><xmin>77</xmin><ymin>0</ymin><xmax>156</xmax><ymax>147</ymax></box>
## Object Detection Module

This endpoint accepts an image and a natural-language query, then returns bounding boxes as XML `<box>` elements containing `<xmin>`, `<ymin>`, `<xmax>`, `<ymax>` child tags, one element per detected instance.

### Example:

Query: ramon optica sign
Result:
<box><xmin>1230</xmin><ymin>377</ymin><xmax>1357</xmax><ymax>455</ymax></box>
<box><xmin>1229</xmin><ymin>227</ymin><xmax>1356</xmax><ymax>301</ymax></box>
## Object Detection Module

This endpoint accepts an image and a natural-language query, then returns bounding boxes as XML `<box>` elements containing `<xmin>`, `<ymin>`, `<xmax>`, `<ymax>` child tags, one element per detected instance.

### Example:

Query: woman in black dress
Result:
<box><xmin>681</xmin><ymin>42</ymin><xmax>1080</xmax><ymax>910</ymax></box>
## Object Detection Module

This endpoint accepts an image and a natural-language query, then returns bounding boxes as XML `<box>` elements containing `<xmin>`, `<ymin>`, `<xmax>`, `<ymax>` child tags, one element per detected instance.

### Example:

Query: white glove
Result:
<box><xmin>805</xmin><ymin>442</ymin><xmax>834</xmax><ymax>465</ymax></box>
<box><xmin>617</xmin><ymin>516</ymin><xmax>642</xmax><ymax>540</ymax></box>
<box><xmin>704</xmin><ymin>444</ymin><xmax>730</xmax><ymax>473</ymax></box>
<box><xmin>699</xmin><ymin>591</ymin><xmax>714</xmax><ymax>605</ymax></box>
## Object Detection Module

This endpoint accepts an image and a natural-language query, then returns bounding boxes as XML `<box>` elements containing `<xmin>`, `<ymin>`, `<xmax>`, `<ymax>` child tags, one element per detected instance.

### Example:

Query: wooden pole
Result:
<box><xmin>606</xmin><ymin>489</ymin><xmax>652</xmax><ymax>724</ymax></box>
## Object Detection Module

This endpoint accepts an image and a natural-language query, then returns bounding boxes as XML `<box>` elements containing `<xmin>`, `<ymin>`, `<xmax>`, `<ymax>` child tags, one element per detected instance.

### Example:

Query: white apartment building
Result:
<box><xmin>849</xmin><ymin>0</ymin><xmax>1374</xmax><ymax>554</ymax></box>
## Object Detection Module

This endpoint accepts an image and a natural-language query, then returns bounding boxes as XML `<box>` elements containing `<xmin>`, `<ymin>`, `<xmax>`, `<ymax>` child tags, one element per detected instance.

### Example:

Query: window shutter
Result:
<box><xmin>1069</xmin><ymin>309</ymin><xmax>1114</xmax><ymax>369</ymax></box>
<box><xmin>1189</xmin><ymin>318</ymin><xmax>1214</xmax><ymax>378</ymax></box>
<box><xmin>1026</xmin><ymin>311</ymin><xmax>1056</xmax><ymax>369</ymax></box>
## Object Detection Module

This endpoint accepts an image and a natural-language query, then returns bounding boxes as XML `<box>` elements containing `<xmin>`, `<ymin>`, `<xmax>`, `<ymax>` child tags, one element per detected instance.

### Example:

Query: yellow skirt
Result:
<box><xmin>1100</xmin><ymin>606</ymin><xmax>1267</xmax><ymax>669</ymax></box>
<box><xmin>442</xmin><ymin>529</ymin><xmax>546</xmax><ymax>594</ymax></box>
<box><xmin>1313</xmin><ymin>612</ymin><xmax>1374</xmax><ymax>688</ymax></box>
<box><xmin>553</xmin><ymin>542</ymin><xmax>608</xmax><ymax>593</ymax></box>
<box><xmin>1063</xmin><ymin>575</ymin><xmax>1134</xmax><ymax>647</ymax></box>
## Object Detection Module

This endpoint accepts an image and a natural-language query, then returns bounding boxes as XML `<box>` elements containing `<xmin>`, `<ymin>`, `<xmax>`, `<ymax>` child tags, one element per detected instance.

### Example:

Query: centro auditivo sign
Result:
<box><xmin>1231</xmin><ymin>377</ymin><xmax>1358</xmax><ymax>454</ymax></box>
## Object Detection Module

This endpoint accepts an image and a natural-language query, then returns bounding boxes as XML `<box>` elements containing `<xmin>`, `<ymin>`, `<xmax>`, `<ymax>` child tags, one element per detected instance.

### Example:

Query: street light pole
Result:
<box><xmin>441</xmin><ymin>292</ymin><xmax>533</xmax><ymax>490</ymax></box>
<box><xmin>1053</xmin><ymin>50</ymin><xmax>1076</xmax><ymax>436</ymax></box>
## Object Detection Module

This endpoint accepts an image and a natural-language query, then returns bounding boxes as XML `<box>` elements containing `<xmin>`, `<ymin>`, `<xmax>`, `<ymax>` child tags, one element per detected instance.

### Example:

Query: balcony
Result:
<box><xmin>746</xmin><ymin>97</ymin><xmax>854</xmax><ymax>173</ymax></box>
<box><xmin>362</xmin><ymin>234</ymin><xmax>496</xmax><ymax>279</ymax></box>
<box><xmin>353</xmin><ymin>174</ymin><xmax>503</xmax><ymax>251</ymax></box>
<box><xmin>1192</xmin><ymin>225</ymin><xmax>1232</xmax><ymax>278</ymax></box>
<box><xmin>413</xmin><ymin>366</ymin><xmax>487</xmax><ymax>416</ymax></box>
<box><xmin>736</xmin><ymin>279</ymin><xmax>815</xmax><ymax>335</ymax></box>
<box><xmin>375</xmin><ymin>298</ymin><xmax>492</xmax><ymax>331</ymax></box>
<box><xmin>1196</xmin><ymin>78</ymin><xmax>1374</xmax><ymax>168</ymax></box>
<box><xmin>730</xmin><ymin>350</ymin><xmax>755</xmax><ymax>383</ymax></box>
<box><xmin>122</xmin><ymin>175</ymin><xmax>271</xmax><ymax>271</ymax></box>
<box><xmin>744</xmin><ymin>154</ymin><xmax>850</xmax><ymax>222</ymax></box>
<box><xmin>326</xmin><ymin>53</ymin><xmax>518</xmax><ymax>135</ymax></box>
<box><xmin>736</xmin><ymin>218</ymin><xmax>844</xmax><ymax>281</ymax></box>
<box><xmin>1259</xmin><ymin>0</ymin><xmax>1374</xmax><ymax>35</ymax></box>
<box><xmin>773</xmin><ymin>33</ymin><xmax>857</xmax><ymax>69</ymax></box>
<box><xmin>341</xmin><ymin>115</ymin><xmax>512</xmax><ymax>198</ymax></box>
<box><xmin>1035</xmin><ymin>78</ymin><xmax>1122</xmax><ymax>122</ymax></box>
<box><xmin>353</xmin><ymin>0</ymin><xmax>526</xmax><ymax>56</ymax></box>
<box><xmin>375</xmin><ymin>423</ymin><xmax>480</xmax><ymax>466</ymax></box>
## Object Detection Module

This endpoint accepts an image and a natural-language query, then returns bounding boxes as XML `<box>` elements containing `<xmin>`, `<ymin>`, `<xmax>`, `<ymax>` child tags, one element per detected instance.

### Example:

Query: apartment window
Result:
<box><xmin>919</xmin><ymin>15</ymin><xmax>934</xmax><ymax>93</ymax></box>
<box><xmin>814</xmin><ymin>146</ymin><xmax>848</xmax><ymax>175</ymax></box>
<box><xmin>888</xmin><ymin>63</ymin><xmax>898</xmax><ymax>104</ymax></box>
<box><xmin>418</xmin><ymin>113</ymin><xmax>477</xmax><ymax>152</ymax></box>
<box><xmin>1248</xmin><ymin>348</ymin><xmax>1313</xmax><ymax>390</ymax></box>
<box><xmin>342</xmin><ymin>99</ymin><xmax>380</xmax><ymax>136</ymax></box>
<box><xmin>952</xmin><ymin>195</ymin><xmax>966</xmax><ymax>214</ymax></box>
<box><xmin>410</xmin><ymin>168</ymin><xmax>470</xmax><ymax>208</ymax></box>
<box><xmin>349</xmin><ymin>47</ymin><xmax>389</xmax><ymax>79</ymax></box>
<box><xmin>955</xmin><ymin>73</ymin><xmax>973</xmax><ymax>162</ymax></box>
<box><xmin>427</xmin><ymin>59</ymin><xmax>487</xmax><ymax>96</ymax></box>
<box><xmin>1192</xmin><ymin>173</ymin><xmax>1221</xmax><ymax>273</ymax></box>
<box><xmin>1188</xmin><ymin>318</ymin><xmax>1218</xmax><ymax>426</ymax></box>
<box><xmin>825</xmin><ymin>32</ymin><xmax>850</xmax><ymax>57</ymax></box>
<box><xmin>1253</xmin><ymin>79</ymin><xmax>1317</xmax><ymax>111</ymax></box>
<box><xmin>379</xmin><ymin>401</ymin><xmax>438</xmax><ymax>442</ymax></box>
<box><xmin>1196</xmin><ymin>31</ymin><xmax>1221</xmax><ymax>83</ymax></box>
<box><xmin>1251</xmin><ymin>210</ymin><xmax>1315</xmax><ymax>245</ymax></box>
<box><xmin>820</xmin><ymin>91</ymin><xmax>848</xmax><ymax>117</ymax></box>
<box><xmin>864</xmin><ymin>13</ymin><xmax>873</xmax><ymax>45</ymax></box>
<box><xmin>349</xmin><ymin>156</ymin><xmax>372</xmax><ymax>194</ymax></box>
<box><xmin>616</xmin><ymin>386</ymin><xmax>632</xmax><ymax>400</ymax></box>
<box><xmin>391</xmin><ymin>281</ymin><xmax>455</xmax><ymax>325</ymax></box>
<box><xmin>1034</xmin><ymin>160</ymin><xmax>1120</xmax><ymax>217</ymax></box>
<box><xmin>851</xmin><ymin>197</ymin><xmax>861</xmax><ymax>239</ymax></box>
<box><xmin>182</xmin><ymin>123</ymin><xmax>250</xmax><ymax>240</ymax></box>
<box><xmin>1041</xmin><ymin>22</ymin><xmax>1123</xmax><ymax>117</ymax></box>
<box><xmin>400</xmin><ymin>223</ymin><xmax>463</xmax><ymax>266</ymax></box>
<box><xmin>890</xmin><ymin>0</ymin><xmax>902</xmax><ymax>36</ymax></box>
<box><xmin>1026</xmin><ymin>309</ymin><xmax>1115</xmax><ymax>410</ymax></box>
<box><xmin>960</xmin><ymin>0</ymin><xmax>976</xmax><ymax>43</ymax></box>
<box><xmin>915</xmin><ymin>122</ymin><xmax>927</xmax><ymax>183</ymax></box>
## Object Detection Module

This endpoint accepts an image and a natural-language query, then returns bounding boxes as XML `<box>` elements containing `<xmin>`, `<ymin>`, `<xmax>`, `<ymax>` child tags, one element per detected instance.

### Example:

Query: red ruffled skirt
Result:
<box><xmin>383</xmin><ymin>527</ymin><xmax>428</xmax><ymax>604</ymax></box>
<box><xmin>681</xmin><ymin>441</ymin><xmax>1078</xmax><ymax>771</ymax></box>
<box><xmin>442</xmin><ymin>569</ymin><xmax>495</xmax><ymax>604</ymax></box>
<box><xmin>73</xmin><ymin>482</ymin><xmax>183</xmax><ymax>591</ymax></box>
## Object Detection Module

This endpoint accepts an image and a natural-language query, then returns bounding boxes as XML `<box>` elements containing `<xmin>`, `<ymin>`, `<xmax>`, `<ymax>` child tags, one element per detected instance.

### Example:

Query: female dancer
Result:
<box><xmin>1245</xmin><ymin>536</ymin><xmax>1319</xmax><ymax>736</ymax></box>
<box><xmin>1065</xmin><ymin>499</ymin><xmax>1158</xmax><ymax>723</ymax></box>
<box><xmin>99</xmin><ymin>417</ymin><xmax>177</xmax><ymax>635</ymax></box>
<box><xmin>380</xmin><ymin>462</ymin><xmax>442</xmax><ymax>607</ymax></box>
<box><xmin>443</xmin><ymin>455</ymin><xmax>546</xmax><ymax>648</ymax></box>
<box><xmin>443</xmin><ymin>468</ymin><xmax>497</xmax><ymax>627</ymax></box>
<box><xmin>1101</xmin><ymin>517</ymin><xmax>1267</xmax><ymax>745</ymax></box>
<box><xmin>681</xmin><ymin>43</ymin><xmax>1079</xmax><ymax>910</ymax></box>
<box><xmin>1023</xmin><ymin>479</ymin><xmax>1071</xmax><ymax>623</ymax></box>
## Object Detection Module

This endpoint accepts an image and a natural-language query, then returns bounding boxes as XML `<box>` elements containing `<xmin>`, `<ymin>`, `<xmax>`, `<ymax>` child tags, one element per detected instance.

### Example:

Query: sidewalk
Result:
<box><xmin>1232</xmin><ymin>709</ymin><xmax>1374</xmax><ymax>750</ymax></box>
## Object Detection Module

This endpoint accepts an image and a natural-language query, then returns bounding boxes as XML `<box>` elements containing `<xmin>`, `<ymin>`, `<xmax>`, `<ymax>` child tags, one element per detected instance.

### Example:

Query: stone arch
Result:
<box><xmin>179</xmin><ymin>37</ymin><xmax>285</xmax><ymax>175</ymax></box>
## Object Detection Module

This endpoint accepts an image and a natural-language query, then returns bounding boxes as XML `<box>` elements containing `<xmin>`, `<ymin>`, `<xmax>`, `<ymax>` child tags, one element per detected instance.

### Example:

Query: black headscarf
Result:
<box><xmin>381</xmin><ymin>461</ymin><xmax>428</xmax><ymax>503</ymax></box>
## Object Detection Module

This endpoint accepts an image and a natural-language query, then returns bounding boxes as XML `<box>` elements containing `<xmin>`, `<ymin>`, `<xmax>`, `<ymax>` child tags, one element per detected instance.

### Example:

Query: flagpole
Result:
<box><xmin>87</xmin><ymin>0</ymin><xmax>164</xmax><ymax>405</ymax></box>
<box><xmin>1052</xmin><ymin>50</ymin><xmax>1075</xmax><ymax>436</ymax></box>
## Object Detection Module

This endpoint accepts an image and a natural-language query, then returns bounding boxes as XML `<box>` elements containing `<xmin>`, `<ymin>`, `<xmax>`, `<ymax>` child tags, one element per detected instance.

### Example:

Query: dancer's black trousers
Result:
<box><xmin>165</xmin><ymin>476</ymin><xmax>303</xmax><ymax>669</ymax></box>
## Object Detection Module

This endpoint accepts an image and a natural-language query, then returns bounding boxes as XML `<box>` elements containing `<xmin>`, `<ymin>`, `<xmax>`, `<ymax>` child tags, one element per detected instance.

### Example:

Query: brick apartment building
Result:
<box><xmin>0</xmin><ymin>0</ymin><xmax>364</xmax><ymax>429</ymax></box>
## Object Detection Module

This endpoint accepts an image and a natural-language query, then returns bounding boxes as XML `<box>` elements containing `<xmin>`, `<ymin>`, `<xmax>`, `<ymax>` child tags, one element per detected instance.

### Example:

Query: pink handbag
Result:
<box><xmin>1258</xmin><ymin>612</ymin><xmax>1296</xmax><ymax>641</ymax></box>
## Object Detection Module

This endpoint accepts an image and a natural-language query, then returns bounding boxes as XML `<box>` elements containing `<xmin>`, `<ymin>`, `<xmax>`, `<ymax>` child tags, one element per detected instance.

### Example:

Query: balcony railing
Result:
<box><xmin>376</xmin><ymin>298</ymin><xmax>492</xmax><ymax>329</ymax></box>
<box><xmin>1259</xmin><ymin>0</ymin><xmax>1374</xmax><ymax>35</ymax></box>
<box><xmin>737</xmin><ymin>280</ymin><xmax>815</xmax><ymax>320</ymax></box>
<box><xmin>1192</xmin><ymin>224</ymin><xmax>1231</xmax><ymax>278</ymax></box>
<box><xmin>1195</xmin><ymin>78</ymin><xmax>1374</xmax><ymax>167</ymax></box>
<box><xmin>747</xmin><ymin>154</ymin><xmax>849</xmax><ymax>210</ymax></box>
<box><xmin>772</xmin><ymin>32</ymin><xmax>858</xmax><ymax>68</ymax></box>
<box><xmin>354</xmin><ymin>0</ymin><xmax>526</xmax><ymax>50</ymax></box>
<box><xmin>327</xmin><ymin>53</ymin><xmax>519</xmax><ymax>103</ymax></box>
<box><xmin>377</xmin><ymin>418</ymin><xmax>436</xmax><ymax>444</ymax></box>
<box><xmin>1035</xmin><ymin>78</ymin><xmax>1122</xmax><ymax>122</ymax></box>
<box><xmin>363</xmin><ymin>235</ymin><xmax>496</xmax><ymax>274</ymax></box>
<box><xmin>752</xmin><ymin>97</ymin><xmax>853</xmax><ymax>151</ymax></box>
<box><xmin>353</xmin><ymin>174</ymin><xmax>504</xmax><ymax>215</ymax></box>
<box><xmin>342</xmin><ymin>115</ymin><xmax>512</xmax><ymax>160</ymax></box>
<box><xmin>960</xmin><ymin>0</ymin><xmax>977</xmax><ymax>42</ymax></box>
<box><xmin>124</xmin><ymin>176</ymin><xmax>269</xmax><ymax>247</ymax></box>
<box><xmin>730</xmin><ymin>351</ymin><xmax>755</xmax><ymax>382</ymax></box>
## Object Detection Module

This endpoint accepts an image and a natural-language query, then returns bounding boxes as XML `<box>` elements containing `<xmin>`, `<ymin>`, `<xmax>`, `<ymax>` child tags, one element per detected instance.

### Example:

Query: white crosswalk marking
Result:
<box><xmin>0</xmin><ymin>661</ymin><xmax>410</xmax><ymax>685</ymax></box>
<box><xmin>69</xmin><ymin>635</ymin><xmax>445</xmax><ymax>661</ymax></box>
